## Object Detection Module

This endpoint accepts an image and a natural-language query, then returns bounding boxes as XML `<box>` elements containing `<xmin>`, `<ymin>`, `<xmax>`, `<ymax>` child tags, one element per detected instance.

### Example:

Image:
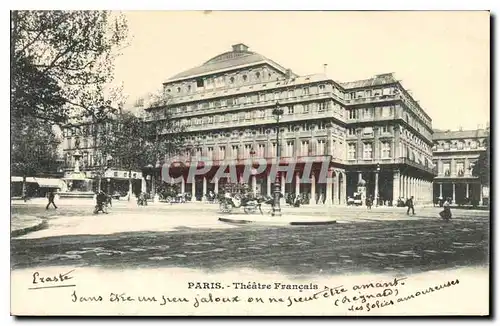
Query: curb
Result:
<box><xmin>218</xmin><ymin>217</ymin><xmax>337</xmax><ymax>226</ymax></box>
<box><xmin>11</xmin><ymin>219</ymin><xmax>48</xmax><ymax>238</ymax></box>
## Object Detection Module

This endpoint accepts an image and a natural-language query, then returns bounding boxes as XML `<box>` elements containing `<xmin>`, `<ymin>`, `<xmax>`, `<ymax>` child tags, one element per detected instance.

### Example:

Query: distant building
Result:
<box><xmin>432</xmin><ymin>127</ymin><xmax>489</xmax><ymax>205</ymax></box>
<box><xmin>60</xmin><ymin>110</ymin><xmax>144</xmax><ymax>196</ymax></box>
<box><xmin>145</xmin><ymin>43</ymin><xmax>436</xmax><ymax>205</ymax></box>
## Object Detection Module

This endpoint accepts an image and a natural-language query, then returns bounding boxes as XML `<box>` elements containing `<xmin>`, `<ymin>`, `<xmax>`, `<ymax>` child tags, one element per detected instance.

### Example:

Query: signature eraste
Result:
<box><xmin>29</xmin><ymin>270</ymin><xmax>76</xmax><ymax>290</ymax></box>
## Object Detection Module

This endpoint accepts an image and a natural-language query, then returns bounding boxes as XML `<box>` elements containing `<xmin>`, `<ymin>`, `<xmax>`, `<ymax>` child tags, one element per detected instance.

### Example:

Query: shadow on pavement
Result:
<box><xmin>11</xmin><ymin>218</ymin><xmax>489</xmax><ymax>277</ymax></box>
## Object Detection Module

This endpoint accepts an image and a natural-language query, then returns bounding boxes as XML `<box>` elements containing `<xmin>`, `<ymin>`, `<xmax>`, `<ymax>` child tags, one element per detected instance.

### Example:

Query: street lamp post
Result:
<box><xmin>106</xmin><ymin>155</ymin><xmax>113</xmax><ymax>195</ymax></box>
<box><xmin>375</xmin><ymin>163</ymin><xmax>380</xmax><ymax>206</ymax></box>
<box><xmin>272</xmin><ymin>101</ymin><xmax>284</xmax><ymax>217</ymax></box>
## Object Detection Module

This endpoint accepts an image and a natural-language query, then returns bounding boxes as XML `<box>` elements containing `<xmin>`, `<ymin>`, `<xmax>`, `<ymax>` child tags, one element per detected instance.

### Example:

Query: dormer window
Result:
<box><xmin>230</xmin><ymin>77</ymin><xmax>235</xmax><ymax>84</ymax></box>
<box><xmin>242</xmin><ymin>75</ymin><xmax>248</xmax><ymax>82</ymax></box>
<box><xmin>255</xmin><ymin>72</ymin><xmax>261</xmax><ymax>79</ymax></box>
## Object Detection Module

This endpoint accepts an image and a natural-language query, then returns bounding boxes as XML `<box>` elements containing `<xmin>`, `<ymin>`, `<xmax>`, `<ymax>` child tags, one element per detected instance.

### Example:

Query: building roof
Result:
<box><xmin>340</xmin><ymin>73</ymin><xmax>398</xmax><ymax>89</ymax></box>
<box><xmin>433</xmin><ymin>129</ymin><xmax>489</xmax><ymax>140</ymax></box>
<box><xmin>156</xmin><ymin>73</ymin><xmax>335</xmax><ymax>107</ymax></box>
<box><xmin>166</xmin><ymin>44</ymin><xmax>294</xmax><ymax>83</ymax></box>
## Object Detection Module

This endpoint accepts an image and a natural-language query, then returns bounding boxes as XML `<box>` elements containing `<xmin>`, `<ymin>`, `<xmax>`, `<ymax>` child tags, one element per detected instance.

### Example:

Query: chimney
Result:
<box><xmin>286</xmin><ymin>69</ymin><xmax>292</xmax><ymax>79</ymax></box>
<box><xmin>232</xmin><ymin>43</ymin><xmax>249</xmax><ymax>53</ymax></box>
<box><xmin>323</xmin><ymin>64</ymin><xmax>328</xmax><ymax>75</ymax></box>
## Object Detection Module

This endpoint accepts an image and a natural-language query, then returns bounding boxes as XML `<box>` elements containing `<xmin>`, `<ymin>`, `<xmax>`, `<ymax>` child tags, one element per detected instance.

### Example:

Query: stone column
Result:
<box><xmin>479</xmin><ymin>184</ymin><xmax>483</xmax><ymax>204</ymax></box>
<box><xmin>141</xmin><ymin>177</ymin><xmax>147</xmax><ymax>193</ymax></box>
<box><xmin>439</xmin><ymin>183</ymin><xmax>443</xmax><ymax>198</ymax></box>
<box><xmin>295</xmin><ymin>172</ymin><xmax>300</xmax><ymax>195</ymax></box>
<box><xmin>181</xmin><ymin>176</ymin><xmax>185</xmax><ymax>194</ymax></box>
<box><xmin>191</xmin><ymin>177</ymin><xmax>196</xmax><ymax>202</ymax></box>
<box><xmin>281</xmin><ymin>173</ymin><xmax>286</xmax><ymax>196</ymax></box>
<box><xmin>310</xmin><ymin>174</ymin><xmax>316</xmax><ymax>205</ymax></box>
<box><xmin>252</xmin><ymin>175</ymin><xmax>257</xmax><ymax>196</ymax></box>
<box><xmin>202</xmin><ymin>176</ymin><xmax>207</xmax><ymax>202</ymax></box>
<box><xmin>334</xmin><ymin>171</ymin><xmax>340</xmax><ymax>205</ymax></box>
<box><xmin>466</xmin><ymin>183</ymin><xmax>469</xmax><ymax>199</ymax></box>
<box><xmin>267</xmin><ymin>174</ymin><xmax>271</xmax><ymax>196</ymax></box>
<box><xmin>214</xmin><ymin>177</ymin><xmax>219</xmax><ymax>194</ymax></box>
<box><xmin>325</xmin><ymin>168</ymin><xmax>333</xmax><ymax>205</ymax></box>
<box><xmin>452</xmin><ymin>183</ymin><xmax>456</xmax><ymax>204</ymax></box>
<box><xmin>340</xmin><ymin>173</ymin><xmax>346</xmax><ymax>205</ymax></box>
<box><xmin>280</xmin><ymin>172</ymin><xmax>286</xmax><ymax>205</ymax></box>
<box><xmin>374</xmin><ymin>170</ymin><xmax>379</xmax><ymax>206</ymax></box>
<box><xmin>393</xmin><ymin>170</ymin><xmax>400</xmax><ymax>205</ymax></box>
<box><xmin>451</xmin><ymin>158</ymin><xmax>456</xmax><ymax>176</ymax></box>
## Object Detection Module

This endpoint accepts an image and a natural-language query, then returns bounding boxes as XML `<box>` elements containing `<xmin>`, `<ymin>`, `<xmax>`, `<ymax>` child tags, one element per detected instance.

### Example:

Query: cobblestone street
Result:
<box><xmin>11</xmin><ymin>202</ymin><xmax>489</xmax><ymax>276</ymax></box>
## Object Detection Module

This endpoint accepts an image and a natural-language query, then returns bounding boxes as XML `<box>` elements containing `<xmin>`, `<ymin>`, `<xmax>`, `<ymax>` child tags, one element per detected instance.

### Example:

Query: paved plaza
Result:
<box><xmin>11</xmin><ymin>200</ymin><xmax>489</xmax><ymax>276</ymax></box>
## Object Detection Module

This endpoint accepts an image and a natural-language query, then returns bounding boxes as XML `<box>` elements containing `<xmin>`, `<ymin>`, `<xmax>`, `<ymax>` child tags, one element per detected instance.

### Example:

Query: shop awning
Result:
<box><xmin>11</xmin><ymin>176</ymin><xmax>64</xmax><ymax>188</ymax></box>
<box><xmin>34</xmin><ymin>178</ymin><xmax>65</xmax><ymax>188</ymax></box>
<box><xmin>11</xmin><ymin>176</ymin><xmax>37</xmax><ymax>183</ymax></box>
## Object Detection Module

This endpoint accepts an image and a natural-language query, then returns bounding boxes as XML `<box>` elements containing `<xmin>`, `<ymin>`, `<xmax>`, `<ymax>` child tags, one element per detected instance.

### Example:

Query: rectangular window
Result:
<box><xmin>245</xmin><ymin>111</ymin><xmax>252</xmax><ymax>120</ymax></box>
<box><xmin>381</xmin><ymin>142</ymin><xmax>391</xmax><ymax>158</ymax></box>
<box><xmin>287</xmin><ymin>106</ymin><xmax>294</xmax><ymax>115</ymax></box>
<box><xmin>318</xmin><ymin>102</ymin><xmax>327</xmax><ymax>112</ymax></box>
<box><xmin>443</xmin><ymin>163</ymin><xmax>451</xmax><ymax>176</ymax></box>
<box><xmin>366</xmin><ymin>89</ymin><xmax>372</xmax><ymax>97</ymax></box>
<box><xmin>456</xmin><ymin>162</ymin><xmax>465</xmax><ymax>175</ymax></box>
<box><xmin>348</xmin><ymin>128</ymin><xmax>356</xmax><ymax>135</ymax></box>
<box><xmin>243</xmin><ymin>144</ymin><xmax>252</xmax><ymax>159</ymax></box>
<box><xmin>196</xmin><ymin>79</ymin><xmax>204</xmax><ymax>88</ymax></box>
<box><xmin>363</xmin><ymin>108</ymin><xmax>372</xmax><ymax>118</ymax></box>
<box><xmin>317</xmin><ymin>139</ymin><xmax>326</xmax><ymax>155</ymax></box>
<box><xmin>207</xmin><ymin>147</ymin><xmax>214</xmax><ymax>159</ymax></box>
<box><xmin>363</xmin><ymin>143</ymin><xmax>373</xmax><ymax>159</ymax></box>
<box><xmin>349</xmin><ymin>109</ymin><xmax>357</xmax><ymax>120</ymax></box>
<box><xmin>303</xmin><ymin>87</ymin><xmax>310</xmax><ymax>96</ymax></box>
<box><xmin>231</xmin><ymin>145</ymin><xmax>239</xmax><ymax>159</ymax></box>
<box><xmin>258</xmin><ymin>144</ymin><xmax>266</xmax><ymax>157</ymax></box>
<box><xmin>382</xmin><ymin>106</ymin><xmax>392</xmax><ymax>117</ymax></box>
<box><xmin>286</xmin><ymin>141</ymin><xmax>294</xmax><ymax>157</ymax></box>
<box><xmin>348</xmin><ymin>144</ymin><xmax>356</xmax><ymax>160</ymax></box>
<box><xmin>319</xmin><ymin>85</ymin><xmax>326</xmax><ymax>92</ymax></box>
<box><xmin>208</xmin><ymin>116</ymin><xmax>214</xmax><ymax>124</ymax></box>
<box><xmin>218</xmin><ymin>146</ymin><xmax>226</xmax><ymax>160</ymax></box>
<box><xmin>288</xmin><ymin>90</ymin><xmax>294</xmax><ymax>98</ymax></box>
<box><xmin>302</xmin><ymin>104</ymin><xmax>309</xmax><ymax>114</ymax></box>
<box><xmin>300</xmin><ymin>140</ymin><xmax>310</xmax><ymax>156</ymax></box>
<box><xmin>381</xmin><ymin>125</ymin><xmax>389</xmax><ymax>134</ymax></box>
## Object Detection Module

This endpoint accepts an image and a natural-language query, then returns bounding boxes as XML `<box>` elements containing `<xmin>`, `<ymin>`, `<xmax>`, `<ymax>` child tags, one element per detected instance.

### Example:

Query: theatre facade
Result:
<box><xmin>147</xmin><ymin>43</ymin><xmax>437</xmax><ymax>205</ymax></box>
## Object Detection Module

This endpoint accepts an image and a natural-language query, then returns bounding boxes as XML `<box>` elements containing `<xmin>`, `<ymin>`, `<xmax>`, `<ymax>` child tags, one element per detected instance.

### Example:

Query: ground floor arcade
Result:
<box><xmin>433</xmin><ymin>179</ymin><xmax>483</xmax><ymax>205</ymax></box>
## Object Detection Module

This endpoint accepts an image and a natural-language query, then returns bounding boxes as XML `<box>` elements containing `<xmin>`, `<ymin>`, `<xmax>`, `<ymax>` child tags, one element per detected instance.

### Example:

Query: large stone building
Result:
<box><xmin>145</xmin><ymin>43</ymin><xmax>436</xmax><ymax>205</ymax></box>
<box><xmin>432</xmin><ymin>127</ymin><xmax>489</xmax><ymax>205</ymax></box>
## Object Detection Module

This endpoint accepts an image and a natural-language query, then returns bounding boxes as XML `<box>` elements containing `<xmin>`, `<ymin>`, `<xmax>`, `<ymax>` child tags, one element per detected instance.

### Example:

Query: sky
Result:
<box><xmin>112</xmin><ymin>11</ymin><xmax>490</xmax><ymax>131</ymax></box>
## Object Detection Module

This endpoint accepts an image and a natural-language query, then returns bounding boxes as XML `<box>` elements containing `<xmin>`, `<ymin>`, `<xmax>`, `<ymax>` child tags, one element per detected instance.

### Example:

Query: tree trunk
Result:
<box><xmin>97</xmin><ymin>174</ymin><xmax>102</xmax><ymax>193</ymax></box>
<box><xmin>128</xmin><ymin>169</ymin><xmax>133</xmax><ymax>201</ymax></box>
<box><xmin>22</xmin><ymin>174</ymin><xmax>27</xmax><ymax>202</ymax></box>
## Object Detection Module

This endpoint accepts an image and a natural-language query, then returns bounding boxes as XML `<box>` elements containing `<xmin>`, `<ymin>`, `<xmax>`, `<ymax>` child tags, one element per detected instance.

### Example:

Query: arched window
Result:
<box><xmin>255</xmin><ymin>72</ymin><xmax>261</xmax><ymax>79</ymax></box>
<box><xmin>230</xmin><ymin>76</ymin><xmax>235</xmax><ymax>84</ymax></box>
<box><xmin>177</xmin><ymin>87</ymin><xmax>181</xmax><ymax>93</ymax></box>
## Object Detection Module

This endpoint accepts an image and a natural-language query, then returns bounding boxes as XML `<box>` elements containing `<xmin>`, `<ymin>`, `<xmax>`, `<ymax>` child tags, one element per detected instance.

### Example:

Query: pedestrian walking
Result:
<box><xmin>366</xmin><ymin>196</ymin><xmax>373</xmax><ymax>210</ymax></box>
<box><xmin>46</xmin><ymin>191</ymin><xmax>58</xmax><ymax>210</ymax></box>
<box><xmin>406</xmin><ymin>196</ymin><xmax>415</xmax><ymax>215</ymax></box>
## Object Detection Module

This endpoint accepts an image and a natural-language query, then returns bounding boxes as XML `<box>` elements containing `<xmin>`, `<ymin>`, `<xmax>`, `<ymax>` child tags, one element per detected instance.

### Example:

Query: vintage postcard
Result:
<box><xmin>10</xmin><ymin>10</ymin><xmax>490</xmax><ymax>316</ymax></box>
